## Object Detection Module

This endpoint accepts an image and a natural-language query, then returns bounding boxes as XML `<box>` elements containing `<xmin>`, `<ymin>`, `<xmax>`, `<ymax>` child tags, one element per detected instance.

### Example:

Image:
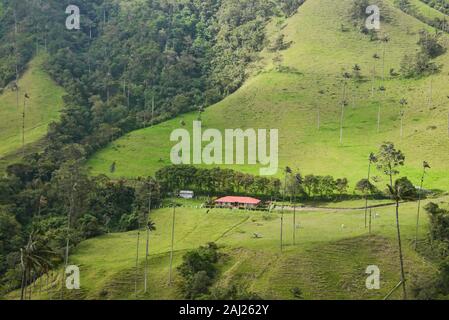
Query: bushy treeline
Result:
<box><xmin>412</xmin><ymin>203</ymin><xmax>449</xmax><ymax>299</ymax></box>
<box><xmin>156</xmin><ymin>165</ymin><xmax>355</xmax><ymax>201</ymax></box>
<box><xmin>396</xmin><ymin>0</ymin><xmax>449</xmax><ymax>34</ymax></box>
<box><xmin>0</xmin><ymin>159</ymin><xmax>161</xmax><ymax>293</ymax></box>
<box><xmin>156</xmin><ymin>165</ymin><xmax>282</xmax><ymax>197</ymax></box>
<box><xmin>420</xmin><ymin>0</ymin><xmax>449</xmax><ymax>15</ymax></box>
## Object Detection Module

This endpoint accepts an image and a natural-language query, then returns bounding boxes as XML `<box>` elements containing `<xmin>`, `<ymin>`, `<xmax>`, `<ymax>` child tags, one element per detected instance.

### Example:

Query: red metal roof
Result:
<box><xmin>215</xmin><ymin>196</ymin><xmax>261</xmax><ymax>205</ymax></box>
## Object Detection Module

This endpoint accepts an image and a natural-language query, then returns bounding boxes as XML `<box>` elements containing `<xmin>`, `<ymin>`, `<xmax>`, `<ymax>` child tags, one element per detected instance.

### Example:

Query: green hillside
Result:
<box><xmin>87</xmin><ymin>0</ymin><xmax>449</xmax><ymax>190</ymax></box>
<box><xmin>404</xmin><ymin>0</ymin><xmax>449</xmax><ymax>19</ymax></box>
<box><xmin>0</xmin><ymin>54</ymin><xmax>65</xmax><ymax>159</ymax></box>
<box><xmin>10</xmin><ymin>197</ymin><xmax>441</xmax><ymax>300</ymax></box>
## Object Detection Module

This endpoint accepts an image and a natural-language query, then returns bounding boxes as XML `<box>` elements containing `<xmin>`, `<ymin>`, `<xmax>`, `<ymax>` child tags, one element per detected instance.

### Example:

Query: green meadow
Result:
<box><xmin>86</xmin><ymin>0</ymin><xmax>449</xmax><ymax>191</ymax></box>
<box><xmin>0</xmin><ymin>54</ymin><xmax>65</xmax><ymax>159</ymax></box>
<box><xmin>11</xmin><ymin>196</ymin><xmax>444</xmax><ymax>300</ymax></box>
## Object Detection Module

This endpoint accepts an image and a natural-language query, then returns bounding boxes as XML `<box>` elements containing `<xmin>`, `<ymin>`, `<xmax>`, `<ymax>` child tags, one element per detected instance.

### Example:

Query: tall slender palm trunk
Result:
<box><xmin>365</xmin><ymin>160</ymin><xmax>372</xmax><ymax>228</ymax></box>
<box><xmin>22</xmin><ymin>99</ymin><xmax>26</xmax><ymax>158</ymax></box>
<box><xmin>293</xmin><ymin>201</ymin><xmax>296</xmax><ymax>245</ymax></box>
<box><xmin>414</xmin><ymin>169</ymin><xmax>425</xmax><ymax>250</ymax></box>
<box><xmin>134</xmin><ymin>228</ymin><xmax>140</xmax><ymax>296</ymax></box>
<box><xmin>144</xmin><ymin>190</ymin><xmax>152</xmax><ymax>293</ymax></box>
<box><xmin>14</xmin><ymin>9</ymin><xmax>19</xmax><ymax>111</ymax></box>
<box><xmin>377</xmin><ymin>103</ymin><xmax>381</xmax><ymax>133</ymax></box>
<box><xmin>340</xmin><ymin>82</ymin><xmax>347</xmax><ymax>144</ymax></box>
<box><xmin>20</xmin><ymin>250</ymin><xmax>26</xmax><ymax>300</ymax></box>
<box><xmin>395</xmin><ymin>200</ymin><xmax>407</xmax><ymax>300</ymax></box>
<box><xmin>151</xmin><ymin>96</ymin><xmax>155</xmax><ymax>127</ymax></box>
<box><xmin>281</xmin><ymin>171</ymin><xmax>288</xmax><ymax>251</ymax></box>
<box><xmin>168</xmin><ymin>205</ymin><xmax>176</xmax><ymax>285</ymax></box>
<box><xmin>382</xmin><ymin>42</ymin><xmax>387</xmax><ymax>82</ymax></box>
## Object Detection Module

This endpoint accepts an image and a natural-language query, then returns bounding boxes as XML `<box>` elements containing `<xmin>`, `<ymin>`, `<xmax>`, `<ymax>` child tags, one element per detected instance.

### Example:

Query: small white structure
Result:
<box><xmin>179</xmin><ymin>190</ymin><xmax>194</xmax><ymax>199</ymax></box>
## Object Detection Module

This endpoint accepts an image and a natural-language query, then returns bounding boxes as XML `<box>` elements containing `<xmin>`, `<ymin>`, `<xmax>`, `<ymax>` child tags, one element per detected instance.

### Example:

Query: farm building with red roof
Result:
<box><xmin>215</xmin><ymin>196</ymin><xmax>262</xmax><ymax>209</ymax></box>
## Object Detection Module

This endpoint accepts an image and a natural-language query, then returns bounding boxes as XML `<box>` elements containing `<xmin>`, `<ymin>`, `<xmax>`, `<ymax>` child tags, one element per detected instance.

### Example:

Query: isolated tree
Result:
<box><xmin>340</xmin><ymin>72</ymin><xmax>351</xmax><ymax>144</ymax></box>
<box><xmin>197</xmin><ymin>105</ymin><xmax>204</xmax><ymax>121</ymax></box>
<box><xmin>281</xmin><ymin>167</ymin><xmax>292</xmax><ymax>251</ymax></box>
<box><xmin>376</xmin><ymin>142</ymin><xmax>407</xmax><ymax>299</ymax></box>
<box><xmin>447</xmin><ymin>95</ymin><xmax>449</xmax><ymax>138</ymax></box>
<box><xmin>143</xmin><ymin>178</ymin><xmax>158</xmax><ymax>293</ymax></box>
<box><xmin>399</xmin><ymin>98</ymin><xmax>408</xmax><ymax>139</ymax></box>
<box><xmin>381</xmin><ymin>34</ymin><xmax>390</xmax><ymax>81</ymax></box>
<box><xmin>20</xmin><ymin>233</ymin><xmax>53</xmax><ymax>300</ymax></box>
<box><xmin>292</xmin><ymin>173</ymin><xmax>303</xmax><ymax>245</ymax></box>
<box><xmin>169</xmin><ymin>202</ymin><xmax>179</xmax><ymax>285</ymax></box>
<box><xmin>110</xmin><ymin>161</ymin><xmax>116</xmax><ymax>174</ymax></box>
<box><xmin>427</xmin><ymin>64</ymin><xmax>439</xmax><ymax>109</ymax></box>
<box><xmin>22</xmin><ymin>93</ymin><xmax>30</xmax><ymax>158</ymax></box>
<box><xmin>53</xmin><ymin>160</ymin><xmax>89</xmax><ymax>298</ymax></box>
<box><xmin>134</xmin><ymin>217</ymin><xmax>141</xmax><ymax>296</ymax></box>
<box><xmin>151</xmin><ymin>95</ymin><xmax>155</xmax><ymax>127</ymax></box>
<box><xmin>377</xmin><ymin>85</ymin><xmax>386</xmax><ymax>133</ymax></box>
<box><xmin>414</xmin><ymin>161</ymin><xmax>431</xmax><ymax>250</ymax></box>
<box><xmin>372</xmin><ymin>53</ymin><xmax>380</xmax><ymax>97</ymax></box>
<box><xmin>317</xmin><ymin>95</ymin><xmax>323</xmax><ymax>130</ymax></box>
<box><xmin>363</xmin><ymin>153</ymin><xmax>377</xmax><ymax>228</ymax></box>
<box><xmin>13</xmin><ymin>8</ymin><xmax>20</xmax><ymax>112</ymax></box>
<box><xmin>144</xmin><ymin>220</ymin><xmax>156</xmax><ymax>293</ymax></box>
<box><xmin>352</xmin><ymin>64</ymin><xmax>362</xmax><ymax>80</ymax></box>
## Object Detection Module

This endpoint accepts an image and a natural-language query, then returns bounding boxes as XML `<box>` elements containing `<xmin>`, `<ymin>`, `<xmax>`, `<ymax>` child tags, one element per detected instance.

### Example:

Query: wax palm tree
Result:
<box><xmin>372</xmin><ymin>53</ymin><xmax>380</xmax><ymax>97</ymax></box>
<box><xmin>143</xmin><ymin>177</ymin><xmax>158</xmax><ymax>293</ymax></box>
<box><xmin>144</xmin><ymin>220</ymin><xmax>156</xmax><ymax>293</ymax></box>
<box><xmin>65</xmin><ymin>182</ymin><xmax>77</xmax><ymax>268</ymax></box>
<box><xmin>293</xmin><ymin>173</ymin><xmax>303</xmax><ymax>245</ymax></box>
<box><xmin>399</xmin><ymin>98</ymin><xmax>408</xmax><ymax>139</ymax></box>
<box><xmin>22</xmin><ymin>93</ymin><xmax>30</xmax><ymax>158</ymax></box>
<box><xmin>380</xmin><ymin>34</ymin><xmax>390</xmax><ymax>81</ymax></box>
<box><xmin>134</xmin><ymin>219</ymin><xmax>141</xmax><ymax>296</ymax></box>
<box><xmin>168</xmin><ymin>201</ymin><xmax>179</xmax><ymax>285</ymax></box>
<box><xmin>20</xmin><ymin>233</ymin><xmax>54</xmax><ymax>300</ymax></box>
<box><xmin>426</xmin><ymin>63</ymin><xmax>439</xmax><ymax>109</ymax></box>
<box><xmin>414</xmin><ymin>161</ymin><xmax>431</xmax><ymax>250</ymax></box>
<box><xmin>340</xmin><ymin>72</ymin><xmax>351</xmax><ymax>144</ymax></box>
<box><xmin>447</xmin><ymin>95</ymin><xmax>449</xmax><ymax>138</ymax></box>
<box><xmin>13</xmin><ymin>8</ymin><xmax>19</xmax><ymax>111</ymax></box>
<box><xmin>364</xmin><ymin>153</ymin><xmax>377</xmax><ymax>228</ymax></box>
<box><xmin>377</xmin><ymin>85</ymin><xmax>386</xmax><ymax>133</ymax></box>
<box><xmin>281</xmin><ymin>167</ymin><xmax>292</xmax><ymax>251</ymax></box>
<box><xmin>376</xmin><ymin>142</ymin><xmax>407</xmax><ymax>299</ymax></box>
<box><xmin>197</xmin><ymin>105</ymin><xmax>204</xmax><ymax>122</ymax></box>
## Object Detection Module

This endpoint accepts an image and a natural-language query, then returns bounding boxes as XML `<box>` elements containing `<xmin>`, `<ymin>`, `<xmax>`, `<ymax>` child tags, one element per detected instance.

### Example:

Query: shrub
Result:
<box><xmin>177</xmin><ymin>243</ymin><xmax>220</xmax><ymax>299</ymax></box>
<box><xmin>118</xmin><ymin>212</ymin><xmax>139</xmax><ymax>232</ymax></box>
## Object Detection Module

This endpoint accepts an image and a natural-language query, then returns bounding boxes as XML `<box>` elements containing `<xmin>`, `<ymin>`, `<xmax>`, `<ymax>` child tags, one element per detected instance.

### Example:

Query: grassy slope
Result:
<box><xmin>406</xmin><ymin>0</ymin><xmax>449</xmax><ymax>19</ymax></box>
<box><xmin>0</xmin><ymin>54</ymin><xmax>65</xmax><ymax>159</ymax></box>
<box><xmin>12</xmin><ymin>196</ymin><xmax>445</xmax><ymax>300</ymax></box>
<box><xmin>87</xmin><ymin>0</ymin><xmax>449</xmax><ymax>191</ymax></box>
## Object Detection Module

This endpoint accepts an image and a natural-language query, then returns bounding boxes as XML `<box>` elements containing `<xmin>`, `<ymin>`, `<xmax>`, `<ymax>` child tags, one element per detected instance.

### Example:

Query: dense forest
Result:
<box><xmin>0</xmin><ymin>0</ymin><xmax>305</xmax><ymax>295</ymax></box>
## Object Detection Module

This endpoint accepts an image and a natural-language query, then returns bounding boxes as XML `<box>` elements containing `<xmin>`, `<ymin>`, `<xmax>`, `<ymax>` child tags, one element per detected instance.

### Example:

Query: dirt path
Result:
<box><xmin>273</xmin><ymin>201</ymin><xmax>409</xmax><ymax>212</ymax></box>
